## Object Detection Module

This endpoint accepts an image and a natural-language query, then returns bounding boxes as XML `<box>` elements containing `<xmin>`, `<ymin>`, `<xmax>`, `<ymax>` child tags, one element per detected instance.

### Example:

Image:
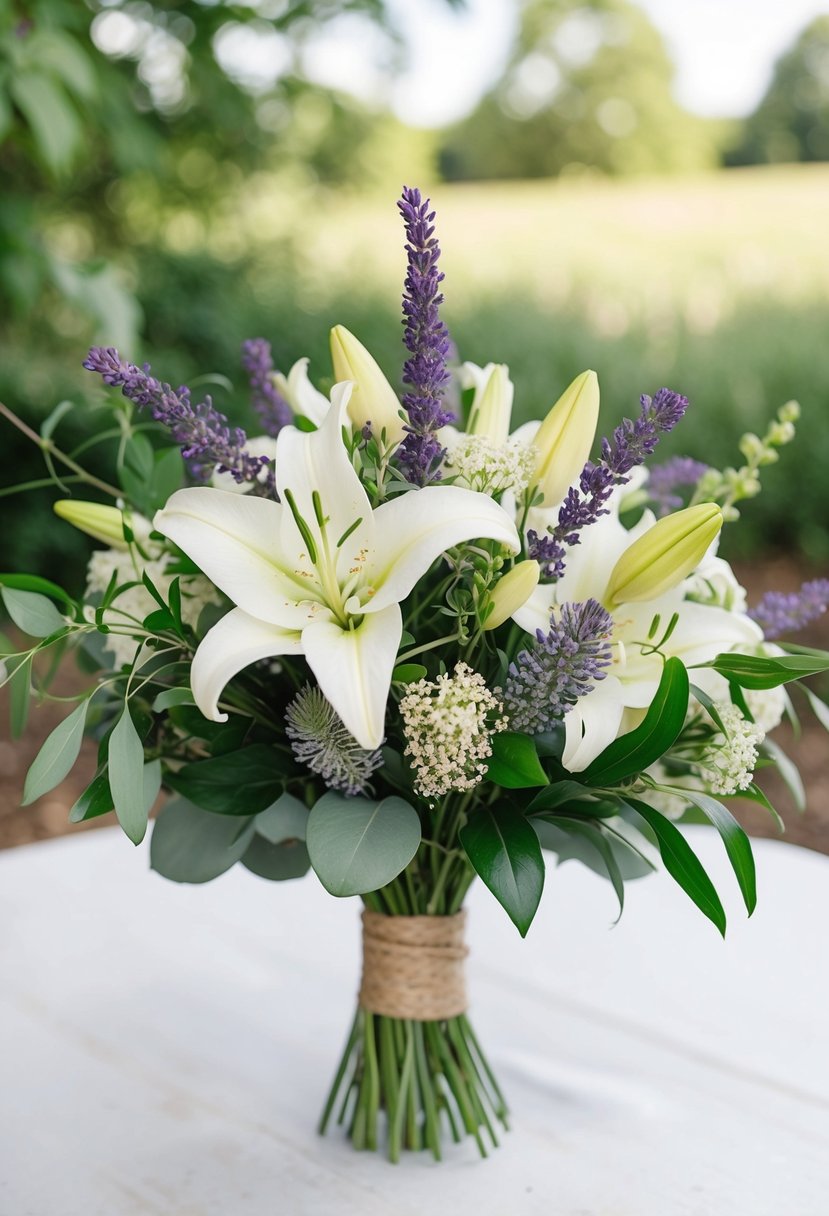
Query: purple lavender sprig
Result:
<box><xmin>749</xmin><ymin>579</ymin><xmax>829</xmax><ymax>640</ymax></box>
<box><xmin>84</xmin><ymin>346</ymin><xmax>274</xmax><ymax>494</ymax></box>
<box><xmin>528</xmin><ymin>388</ymin><xmax>690</xmax><ymax>581</ymax></box>
<box><xmin>396</xmin><ymin>186</ymin><xmax>455</xmax><ymax>486</ymax></box>
<box><xmin>241</xmin><ymin>338</ymin><xmax>292</xmax><ymax>437</ymax></box>
<box><xmin>504</xmin><ymin>599</ymin><xmax>613</xmax><ymax>734</ymax></box>
<box><xmin>647</xmin><ymin>456</ymin><xmax>709</xmax><ymax>516</ymax></box>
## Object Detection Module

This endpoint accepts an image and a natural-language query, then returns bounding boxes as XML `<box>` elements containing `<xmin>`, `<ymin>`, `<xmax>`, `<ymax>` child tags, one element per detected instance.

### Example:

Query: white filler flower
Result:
<box><xmin>154</xmin><ymin>383</ymin><xmax>519</xmax><ymax>748</ymax></box>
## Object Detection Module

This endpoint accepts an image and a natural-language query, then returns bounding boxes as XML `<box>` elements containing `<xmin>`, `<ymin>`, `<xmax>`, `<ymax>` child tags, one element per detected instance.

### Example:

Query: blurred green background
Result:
<box><xmin>2</xmin><ymin>0</ymin><xmax>829</xmax><ymax>592</ymax></box>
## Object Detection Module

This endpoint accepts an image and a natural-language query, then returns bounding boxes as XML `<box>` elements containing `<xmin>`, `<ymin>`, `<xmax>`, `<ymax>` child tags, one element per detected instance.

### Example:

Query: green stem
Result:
<box><xmin>0</xmin><ymin>400</ymin><xmax>122</xmax><ymax>498</ymax></box>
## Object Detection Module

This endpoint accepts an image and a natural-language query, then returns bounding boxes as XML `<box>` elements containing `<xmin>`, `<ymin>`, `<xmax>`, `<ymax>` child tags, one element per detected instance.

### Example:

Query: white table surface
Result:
<box><xmin>1</xmin><ymin>825</ymin><xmax>827</xmax><ymax>1216</ymax></box>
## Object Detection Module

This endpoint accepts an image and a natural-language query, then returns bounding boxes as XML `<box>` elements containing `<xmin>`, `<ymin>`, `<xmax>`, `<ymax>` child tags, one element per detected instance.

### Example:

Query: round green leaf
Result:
<box><xmin>241</xmin><ymin>836</ymin><xmax>310</xmax><ymax>882</ymax></box>
<box><xmin>151</xmin><ymin>796</ymin><xmax>256</xmax><ymax>884</ymax></box>
<box><xmin>306</xmin><ymin>793</ymin><xmax>421</xmax><ymax>897</ymax></box>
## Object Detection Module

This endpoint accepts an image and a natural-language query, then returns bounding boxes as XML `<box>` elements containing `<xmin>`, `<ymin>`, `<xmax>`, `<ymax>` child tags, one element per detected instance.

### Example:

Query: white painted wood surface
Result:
<box><xmin>1</xmin><ymin>826</ymin><xmax>827</xmax><ymax>1215</ymax></box>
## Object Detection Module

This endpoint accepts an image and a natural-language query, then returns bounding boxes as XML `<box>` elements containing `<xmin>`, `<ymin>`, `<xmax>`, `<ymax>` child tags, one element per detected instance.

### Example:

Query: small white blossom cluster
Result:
<box><xmin>86</xmin><ymin>547</ymin><xmax>220</xmax><ymax>668</ymax></box>
<box><xmin>744</xmin><ymin>684</ymin><xmax>786</xmax><ymax>734</ymax></box>
<box><xmin>400</xmin><ymin>662</ymin><xmax>507</xmax><ymax>802</ymax></box>
<box><xmin>446</xmin><ymin>435</ymin><xmax>536</xmax><ymax>496</ymax></box>
<box><xmin>700</xmin><ymin>702</ymin><xmax>764</xmax><ymax>795</ymax></box>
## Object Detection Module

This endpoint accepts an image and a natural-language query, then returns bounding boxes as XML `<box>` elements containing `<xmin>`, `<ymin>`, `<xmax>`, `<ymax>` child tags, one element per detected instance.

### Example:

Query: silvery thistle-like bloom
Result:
<box><xmin>504</xmin><ymin>600</ymin><xmax>613</xmax><ymax>735</ymax></box>
<box><xmin>285</xmin><ymin>685</ymin><xmax>383</xmax><ymax>795</ymax></box>
<box><xmin>400</xmin><ymin>663</ymin><xmax>507</xmax><ymax>801</ymax></box>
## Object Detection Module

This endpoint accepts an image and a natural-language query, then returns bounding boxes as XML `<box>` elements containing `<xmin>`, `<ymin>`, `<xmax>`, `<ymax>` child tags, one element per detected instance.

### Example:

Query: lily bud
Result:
<box><xmin>604</xmin><ymin>503</ymin><xmax>723</xmax><ymax>607</ymax></box>
<box><xmin>53</xmin><ymin>500</ymin><xmax>132</xmax><ymax>548</ymax></box>
<box><xmin>533</xmin><ymin>370</ymin><xmax>600</xmax><ymax>506</ymax></box>
<box><xmin>483</xmin><ymin>560</ymin><xmax>541</xmax><ymax>630</ymax></box>
<box><xmin>466</xmin><ymin>363</ymin><xmax>514</xmax><ymax>445</ymax></box>
<box><xmin>330</xmin><ymin>325</ymin><xmax>406</xmax><ymax>443</ymax></box>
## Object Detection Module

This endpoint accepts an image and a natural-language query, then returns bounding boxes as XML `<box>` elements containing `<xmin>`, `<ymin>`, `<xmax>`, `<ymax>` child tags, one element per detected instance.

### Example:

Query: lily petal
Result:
<box><xmin>276</xmin><ymin>357</ymin><xmax>330</xmax><ymax>426</ymax></box>
<box><xmin>302</xmin><ymin>602</ymin><xmax>402</xmax><ymax>748</ymax></box>
<box><xmin>363</xmin><ymin>487</ymin><xmax>520</xmax><ymax>614</ymax></box>
<box><xmin>275</xmin><ymin>381</ymin><xmax>373</xmax><ymax>564</ymax></box>
<box><xmin>191</xmin><ymin>607</ymin><xmax>303</xmax><ymax>722</ymax></box>
<box><xmin>154</xmin><ymin>488</ymin><xmax>315</xmax><ymax>628</ymax></box>
<box><xmin>562</xmin><ymin>674</ymin><xmax>626</xmax><ymax>772</ymax></box>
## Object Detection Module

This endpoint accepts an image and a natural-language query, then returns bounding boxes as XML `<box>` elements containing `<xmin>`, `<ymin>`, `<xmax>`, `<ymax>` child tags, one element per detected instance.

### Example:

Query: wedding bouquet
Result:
<box><xmin>3</xmin><ymin>188</ymin><xmax>829</xmax><ymax>1163</ymax></box>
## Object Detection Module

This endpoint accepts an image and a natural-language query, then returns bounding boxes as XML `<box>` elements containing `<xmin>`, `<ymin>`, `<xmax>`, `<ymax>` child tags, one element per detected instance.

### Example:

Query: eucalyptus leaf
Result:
<box><xmin>22</xmin><ymin>699</ymin><xmax>89</xmax><ymax>805</ymax></box>
<box><xmin>1</xmin><ymin>587</ymin><xmax>66</xmax><ymax>638</ymax></box>
<box><xmin>254</xmin><ymin>793</ymin><xmax>309</xmax><ymax>845</ymax></box>
<box><xmin>108</xmin><ymin>705</ymin><xmax>149</xmax><ymax>844</ymax></box>
<box><xmin>306</xmin><ymin>793</ymin><xmax>421</xmax><ymax>897</ymax></box>
<box><xmin>460</xmin><ymin>803</ymin><xmax>545</xmax><ymax>937</ymax></box>
<box><xmin>486</xmin><ymin>732</ymin><xmax>549</xmax><ymax>789</ymax></box>
<box><xmin>151</xmin><ymin>796</ymin><xmax>257</xmax><ymax>884</ymax></box>
<box><xmin>583</xmin><ymin>658</ymin><xmax>689</xmax><ymax>787</ymax></box>
<box><xmin>622</xmin><ymin>798</ymin><xmax>727</xmax><ymax>936</ymax></box>
<box><xmin>241</xmin><ymin>836</ymin><xmax>311</xmax><ymax>882</ymax></box>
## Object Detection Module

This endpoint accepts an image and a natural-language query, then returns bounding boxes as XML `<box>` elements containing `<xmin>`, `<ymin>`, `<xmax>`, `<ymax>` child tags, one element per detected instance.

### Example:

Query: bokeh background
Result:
<box><xmin>1</xmin><ymin>0</ymin><xmax>828</xmax><ymax>846</ymax></box>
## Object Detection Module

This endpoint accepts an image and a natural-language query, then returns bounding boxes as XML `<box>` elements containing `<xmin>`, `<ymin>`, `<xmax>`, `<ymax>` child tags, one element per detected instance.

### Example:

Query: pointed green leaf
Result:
<box><xmin>151</xmin><ymin>796</ymin><xmax>257</xmax><ymax>884</ymax></box>
<box><xmin>798</xmin><ymin>683</ymin><xmax>829</xmax><ymax>732</ymax></box>
<box><xmin>486</xmin><ymin>731</ymin><xmax>549</xmax><ymax>788</ymax></box>
<box><xmin>542</xmin><ymin>815</ymin><xmax>625</xmax><ymax>920</ymax></box>
<box><xmin>8</xmin><ymin>654</ymin><xmax>32</xmax><ymax>739</ymax></box>
<box><xmin>306</xmin><ymin>794</ymin><xmax>421</xmax><ymax>897</ymax></box>
<box><xmin>705</xmin><ymin>651</ymin><xmax>829</xmax><ymax>689</ymax></box>
<box><xmin>0</xmin><ymin>574</ymin><xmax>75</xmax><ymax>609</ymax></box>
<box><xmin>151</xmin><ymin>687</ymin><xmax>194</xmax><ymax>712</ymax></box>
<box><xmin>460</xmin><ymin>803</ymin><xmax>545</xmax><ymax>936</ymax></box>
<box><xmin>622</xmin><ymin>797</ymin><xmax>726</xmax><ymax>935</ymax></box>
<box><xmin>108</xmin><ymin>705</ymin><xmax>148</xmax><ymax>844</ymax></box>
<box><xmin>583</xmin><ymin>658</ymin><xmax>689</xmax><ymax>786</ymax></box>
<box><xmin>659</xmin><ymin>787</ymin><xmax>756</xmax><ymax>915</ymax></box>
<box><xmin>22</xmin><ymin>700</ymin><xmax>89</xmax><ymax>805</ymax></box>
<box><xmin>69</xmin><ymin>770</ymin><xmax>114</xmax><ymax>823</ymax></box>
<box><xmin>762</xmin><ymin>736</ymin><xmax>806</xmax><ymax>813</ymax></box>
<box><xmin>1</xmin><ymin>586</ymin><xmax>66</xmax><ymax>638</ymax></box>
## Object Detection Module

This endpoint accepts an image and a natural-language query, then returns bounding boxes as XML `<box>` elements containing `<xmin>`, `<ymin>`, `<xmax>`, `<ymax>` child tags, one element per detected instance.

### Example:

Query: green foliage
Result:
<box><xmin>486</xmin><ymin>731</ymin><xmax>549</xmax><ymax>788</ymax></box>
<box><xmin>306</xmin><ymin>793</ymin><xmax>421</xmax><ymax>897</ymax></box>
<box><xmin>150</xmin><ymin>796</ymin><xmax>257</xmax><ymax>884</ymax></box>
<box><xmin>166</xmin><ymin>745</ymin><xmax>290</xmax><ymax>814</ymax></box>
<box><xmin>440</xmin><ymin>0</ymin><xmax>719</xmax><ymax>181</ymax></box>
<box><xmin>583</xmin><ymin>658</ymin><xmax>689</xmax><ymax>786</ymax></box>
<box><xmin>460</xmin><ymin>803</ymin><xmax>545</xmax><ymax>936</ymax></box>
<box><xmin>22</xmin><ymin>698</ymin><xmax>89</xmax><ymax>805</ymax></box>
<box><xmin>728</xmin><ymin>17</ymin><xmax>829</xmax><ymax>166</ymax></box>
<box><xmin>108</xmin><ymin>705</ymin><xmax>154</xmax><ymax>844</ymax></box>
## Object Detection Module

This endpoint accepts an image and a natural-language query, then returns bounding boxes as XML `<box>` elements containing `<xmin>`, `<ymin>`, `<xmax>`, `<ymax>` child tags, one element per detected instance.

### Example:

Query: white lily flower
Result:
<box><xmin>274</xmin><ymin>357</ymin><xmax>330</xmax><ymax>427</ymax></box>
<box><xmin>514</xmin><ymin>491</ymin><xmax>762</xmax><ymax>771</ymax></box>
<box><xmin>154</xmin><ymin>383</ymin><xmax>520</xmax><ymax>748</ymax></box>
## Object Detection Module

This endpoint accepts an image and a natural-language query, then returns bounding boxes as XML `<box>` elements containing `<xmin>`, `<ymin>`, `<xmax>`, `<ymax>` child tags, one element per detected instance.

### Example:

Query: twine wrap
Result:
<box><xmin>358</xmin><ymin>910</ymin><xmax>469</xmax><ymax>1021</ymax></box>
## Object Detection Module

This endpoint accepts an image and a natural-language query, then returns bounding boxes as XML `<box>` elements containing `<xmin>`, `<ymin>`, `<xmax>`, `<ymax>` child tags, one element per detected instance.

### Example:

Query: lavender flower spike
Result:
<box><xmin>504</xmin><ymin>599</ymin><xmax>613</xmax><ymax>734</ymax></box>
<box><xmin>84</xmin><ymin>346</ymin><xmax>274</xmax><ymax>494</ymax></box>
<box><xmin>396</xmin><ymin>186</ymin><xmax>455</xmax><ymax>486</ymax></box>
<box><xmin>241</xmin><ymin>338</ymin><xmax>292</xmax><ymax>437</ymax></box>
<box><xmin>529</xmin><ymin>387</ymin><xmax>690</xmax><ymax>581</ymax></box>
<box><xmin>749</xmin><ymin>579</ymin><xmax>829</xmax><ymax>639</ymax></box>
<box><xmin>648</xmin><ymin>456</ymin><xmax>709</xmax><ymax>516</ymax></box>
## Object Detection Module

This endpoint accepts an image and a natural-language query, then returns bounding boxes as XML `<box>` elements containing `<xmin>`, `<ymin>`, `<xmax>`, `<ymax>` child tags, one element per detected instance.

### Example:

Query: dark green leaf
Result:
<box><xmin>9</xmin><ymin>71</ymin><xmax>82</xmax><ymax>176</ymax></box>
<box><xmin>661</xmin><ymin>787</ymin><xmax>756</xmax><ymax>916</ymax></box>
<box><xmin>254</xmin><ymin>793</ymin><xmax>309</xmax><ymax>845</ymax></box>
<box><xmin>460</xmin><ymin>803</ymin><xmax>545</xmax><ymax>936</ymax></box>
<box><xmin>1</xmin><ymin>587</ymin><xmax>66</xmax><ymax>638</ymax></box>
<box><xmin>486</xmin><ymin>731</ymin><xmax>549</xmax><ymax>789</ymax></box>
<box><xmin>705</xmin><ymin>651</ymin><xmax>829</xmax><ymax>689</ymax></box>
<box><xmin>306</xmin><ymin>793</ymin><xmax>421</xmax><ymax>897</ymax></box>
<box><xmin>151</xmin><ymin>796</ymin><xmax>256</xmax><ymax>884</ymax></box>
<box><xmin>150</xmin><ymin>447</ymin><xmax>184</xmax><ymax>507</ymax></box>
<box><xmin>526</xmin><ymin>779</ymin><xmax>596</xmax><ymax>814</ymax></box>
<box><xmin>108</xmin><ymin>705</ymin><xmax>149</xmax><ymax>844</ymax></box>
<box><xmin>729</xmin><ymin>782</ymin><xmax>785</xmax><ymax>832</ymax></box>
<box><xmin>392</xmin><ymin>663</ymin><xmax>428</xmax><ymax>683</ymax></box>
<box><xmin>22</xmin><ymin>700</ymin><xmax>89</xmax><ymax>805</ymax></box>
<box><xmin>69</xmin><ymin>770</ymin><xmax>114</xmax><ymax>823</ymax></box>
<box><xmin>0</xmin><ymin>574</ymin><xmax>75</xmax><ymax>609</ymax></box>
<box><xmin>583</xmin><ymin>658</ymin><xmax>689</xmax><ymax>786</ymax></box>
<box><xmin>241</xmin><ymin>836</ymin><xmax>310</xmax><ymax>882</ymax></box>
<box><xmin>166</xmin><ymin>744</ymin><xmax>288</xmax><ymax>814</ymax></box>
<box><xmin>622</xmin><ymin>798</ymin><xmax>726</xmax><ymax>936</ymax></box>
<box><xmin>8</xmin><ymin>654</ymin><xmax>32</xmax><ymax>739</ymax></box>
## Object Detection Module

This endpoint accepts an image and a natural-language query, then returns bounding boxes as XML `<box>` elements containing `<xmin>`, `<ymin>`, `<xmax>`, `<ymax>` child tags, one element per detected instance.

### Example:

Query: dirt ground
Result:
<box><xmin>1</xmin><ymin>557</ymin><xmax>827</xmax><ymax>854</ymax></box>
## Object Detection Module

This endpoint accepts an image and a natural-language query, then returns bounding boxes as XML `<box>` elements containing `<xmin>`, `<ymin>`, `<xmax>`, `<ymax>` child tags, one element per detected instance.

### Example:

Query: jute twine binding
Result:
<box><xmin>358</xmin><ymin>910</ymin><xmax>469</xmax><ymax>1021</ymax></box>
